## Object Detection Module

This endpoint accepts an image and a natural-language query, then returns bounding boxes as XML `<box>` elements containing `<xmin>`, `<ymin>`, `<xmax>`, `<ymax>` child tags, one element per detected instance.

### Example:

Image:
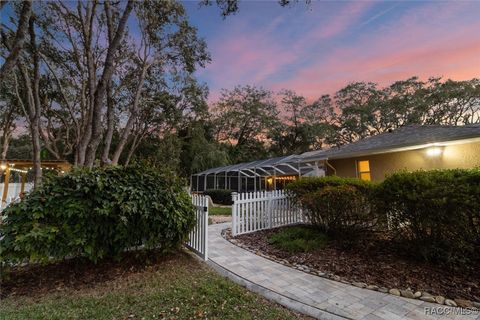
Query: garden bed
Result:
<box><xmin>229</xmin><ymin>225</ymin><xmax>480</xmax><ymax>307</ymax></box>
<box><xmin>0</xmin><ymin>250</ymin><xmax>308</xmax><ymax>319</ymax></box>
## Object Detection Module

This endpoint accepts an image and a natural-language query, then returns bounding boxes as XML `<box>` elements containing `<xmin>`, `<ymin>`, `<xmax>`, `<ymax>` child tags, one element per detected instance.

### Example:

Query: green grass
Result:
<box><xmin>268</xmin><ymin>226</ymin><xmax>328</xmax><ymax>253</ymax></box>
<box><xmin>209</xmin><ymin>206</ymin><xmax>231</xmax><ymax>216</ymax></box>
<box><xmin>0</xmin><ymin>252</ymin><xmax>305</xmax><ymax>320</ymax></box>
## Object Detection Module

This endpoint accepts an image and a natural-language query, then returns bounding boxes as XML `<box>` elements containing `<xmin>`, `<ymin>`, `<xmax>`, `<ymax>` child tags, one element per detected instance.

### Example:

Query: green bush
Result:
<box><xmin>268</xmin><ymin>226</ymin><xmax>328</xmax><ymax>253</ymax></box>
<box><xmin>203</xmin><ymin>189</ymin><xmax>233</xmax><ymax>205</ymax></box>
<box><xmin>376</xmin><ymin>169</ymin><xmax>480</xmax><ymax>268</ymax></box>
<box><xmin>286</xmin><ymin>176</ymin><xmax>374</xmax><ymax>199</ymax></box>
<box><xmin>301</xmin><ymin>184</ymin><xmax>377</xmax><ymax>238</ymax></box>
<box><xmin>287</xmin><ymin>177</ymin><xmax>377</xmax><ymax>238</ymax></box>
<box><xmin>0</xmin><ymin>166</ymin><xmax>195</xmax><ymax>264</ymax></box>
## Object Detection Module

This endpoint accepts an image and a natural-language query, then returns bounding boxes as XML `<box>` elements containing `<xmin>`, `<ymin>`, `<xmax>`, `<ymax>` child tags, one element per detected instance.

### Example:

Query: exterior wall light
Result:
<box><xmin>426</xmin><ymin>146</ymin><xmax>443</xmax><ymax>157</ymax></box>
<box><xmin>0</xmin><ymin>163</ymin><xmax>7</xmax><ymax>170</ymax></box>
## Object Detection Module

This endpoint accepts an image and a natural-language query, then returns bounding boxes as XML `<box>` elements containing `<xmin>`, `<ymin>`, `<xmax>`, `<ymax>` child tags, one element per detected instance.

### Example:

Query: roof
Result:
<box><xmin>193</xmin><ymin>154</ymin><xmax>300</xmax><ymax>176</ymax></box>
<box><xmin>300</xmin><ymin>124</ymin><xmax>480</xmax><ymax>161</ymax></box>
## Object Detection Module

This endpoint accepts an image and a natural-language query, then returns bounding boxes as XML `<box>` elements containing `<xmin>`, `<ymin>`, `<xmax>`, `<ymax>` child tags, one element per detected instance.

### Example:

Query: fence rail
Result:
<box><xmin>232</xmin><ymin>190</ymin><xmax>303</xmax><ymax>236</ymax></box>
<box><xmin>186</xmin><ymin>195</ymin><xmax>209</xmax><ymax>260</ymax></box>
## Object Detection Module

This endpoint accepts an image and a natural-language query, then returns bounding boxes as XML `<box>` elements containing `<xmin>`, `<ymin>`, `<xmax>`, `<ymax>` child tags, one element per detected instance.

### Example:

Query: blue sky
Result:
<box><xmin>183</xmin><ymin>0</ymin><xmax>480</xmax><ymax>100</ymax></box>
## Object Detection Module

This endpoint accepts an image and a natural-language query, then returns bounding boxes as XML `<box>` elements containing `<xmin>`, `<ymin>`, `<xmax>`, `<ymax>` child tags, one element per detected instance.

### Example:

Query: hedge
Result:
<box><xmin>203</xmin><ymin>189</ymin><xmax>233</xmax><ymax>205</ymax></box>
<box><xmin>287</xmin><ymin>177</ymin><xmax>377</xmax><ymax>238</ymax></box>
<box><xmin>0</xmin><ymin>166</ymin><xmax>195</xmax><ymax>264</ymax></box>
<box><xmin>376</xmin><ymin>169</ymin><xmax>480</xmax><ymax>268</ymax></box>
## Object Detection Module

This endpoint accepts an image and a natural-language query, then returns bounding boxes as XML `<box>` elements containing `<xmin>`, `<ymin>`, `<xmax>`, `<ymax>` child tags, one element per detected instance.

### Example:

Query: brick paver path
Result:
<box><xmin>208</xmin><ymin>223</ymin><xmax>480</xmax><ymax>320</ymax></box>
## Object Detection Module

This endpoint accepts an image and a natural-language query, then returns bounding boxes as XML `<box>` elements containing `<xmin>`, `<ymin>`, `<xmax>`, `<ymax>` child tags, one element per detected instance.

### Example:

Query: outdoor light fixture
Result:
<box><xmin>0</xmin><ymin>162</ymin><xmax>6</xmax><ymax>170</ymax></box>
<box><xmin>426</xmin><ymin>146</ymin><xmax>443</xmax><ymax>157</ymax></box>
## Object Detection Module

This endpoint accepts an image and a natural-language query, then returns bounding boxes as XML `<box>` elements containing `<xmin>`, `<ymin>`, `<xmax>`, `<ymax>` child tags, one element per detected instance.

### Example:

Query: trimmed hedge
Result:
<box><xmin>287</xmin><ymin>177</ymin><xmax>377</xmax><ymax>238</ymax></box>
<box><xmin>203</xmin><ymin>189</ymin><xmax>233</xmax><ymax>205</ymax></box>
<box><xmin>376</xmin><ymin>169</ymin><xmax>480</xmax><ymax>268</ymax></box>
<box><xmin>0</xmin><ymin>166</ymin><xmax>195</xmax><ymax>264</ymax></box>
<box><xmin>286</xmin><ymin>176</ymin><xmax>374</xmax><ymax>199</ymax></box>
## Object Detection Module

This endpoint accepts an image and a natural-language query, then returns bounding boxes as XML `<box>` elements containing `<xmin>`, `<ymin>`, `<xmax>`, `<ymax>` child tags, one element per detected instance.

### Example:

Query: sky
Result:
<box><xmin>183</xmin><ymin>0</ymin><xmax>480</xmax><ymax>101</ymax></box>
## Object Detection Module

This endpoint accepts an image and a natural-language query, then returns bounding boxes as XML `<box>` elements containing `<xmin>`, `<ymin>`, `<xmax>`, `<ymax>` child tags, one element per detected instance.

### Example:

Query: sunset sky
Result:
<box><xmin>184</xmin><ymin>0</ymin><xmax>480</xmax><ymax>100</ymax></box>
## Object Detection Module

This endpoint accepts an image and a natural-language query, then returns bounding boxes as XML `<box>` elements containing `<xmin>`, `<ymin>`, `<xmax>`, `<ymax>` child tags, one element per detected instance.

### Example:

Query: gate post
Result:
<box><xmin>231</xmin><ymin>192</ymin><xmax>238</xmax><ymax>236</ymax></box>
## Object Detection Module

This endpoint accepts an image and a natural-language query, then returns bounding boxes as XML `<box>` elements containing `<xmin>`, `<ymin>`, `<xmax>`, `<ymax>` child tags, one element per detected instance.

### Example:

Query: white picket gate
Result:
<box><xmin>186</xmin><ymin>195</ymin><xmax>209</xmax><ymax>260</ymax></box>
<box><xmin>231</xmin><ymin>190</ymin><xmax>303</xmax><ymax>236</ymax></box>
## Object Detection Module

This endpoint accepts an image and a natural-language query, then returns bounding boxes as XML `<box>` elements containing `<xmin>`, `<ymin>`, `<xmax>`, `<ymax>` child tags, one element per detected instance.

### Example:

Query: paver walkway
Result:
<box><xmin>208</xmin><ymin>223</ymin><xmax>480</xmax><ymax>320</ymax></box>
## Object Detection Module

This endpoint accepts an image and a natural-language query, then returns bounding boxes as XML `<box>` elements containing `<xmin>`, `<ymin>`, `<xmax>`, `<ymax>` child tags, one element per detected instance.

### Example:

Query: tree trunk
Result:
<box><xmin>124</xmin><ymin>135</ymin><xmax>140</xmax><ymax>166</ymax></box>
<box><xmin>0</xmin><ymin>0</ymin><xmax>32</xmax><ymax>81</ymax></box>
<box><xmin>84</xmin><ymin>0</ymin><xmax>134</xmax><ymax>167</ymax></box>
<box><xmin>30</xmin><ymin>119</ymin><xmax>42</xmax><ymax>187</ymax></box>
<box><xmin>111</xmin><ymin>63</ymin><xmax>148</xmax><ymax>165</ymax></box>
<box><xmin>1</xmin><ymin>130</ymin><xmax>12</xmax><ymax>159</ymax></box>
<box><xmin>101</xmin><ymin>82</ymin><xmax>115</xmax><ymax>165</ymax></box>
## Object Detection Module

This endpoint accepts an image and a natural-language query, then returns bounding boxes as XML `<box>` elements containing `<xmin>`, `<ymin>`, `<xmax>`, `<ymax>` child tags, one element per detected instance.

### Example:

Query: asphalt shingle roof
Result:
<box><xmin>300</xmin><ymin>124</ymin><xmax>480</xmax><ymax>161</ymax></box>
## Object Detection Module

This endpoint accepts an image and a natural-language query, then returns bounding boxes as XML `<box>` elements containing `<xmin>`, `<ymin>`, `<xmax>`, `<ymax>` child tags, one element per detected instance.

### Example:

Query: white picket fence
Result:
<box><xmin>186</xmin><ymin>195</ymin><xmax>209</xmax><ymax>260</ymax></box>
<box><xmin>231</xmin><ymin>190</ymin><xmax>303</xmax><ymax>236</ymax></box>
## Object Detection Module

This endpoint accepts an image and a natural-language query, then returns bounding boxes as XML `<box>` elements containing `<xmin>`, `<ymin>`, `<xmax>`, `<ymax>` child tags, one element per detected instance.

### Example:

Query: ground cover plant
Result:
<box><xmin>268</xmin><ymin>226</ymin><xmax>328</xmax><ymax>253</ymax></box>
<box><xmin>0</xmin><ymin>250</ymin><xmax>308</xmax><ymax>320</ymax></box>
<box><xmin>209</xmin><ymin>206</ymin><xmax>231</xmax><ymax>216</ymax></box>
<box><xmin>0</xmin><ymin>166</ymin><xmax>195</xmax><ymax>264</ymax></box>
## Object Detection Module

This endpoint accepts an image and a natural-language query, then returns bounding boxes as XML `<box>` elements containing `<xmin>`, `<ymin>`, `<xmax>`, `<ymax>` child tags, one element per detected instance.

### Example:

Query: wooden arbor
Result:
<box><xmin>0</xmin><ymin>159</ymin><xmax>71</xmax><ymax>204</ymax></box>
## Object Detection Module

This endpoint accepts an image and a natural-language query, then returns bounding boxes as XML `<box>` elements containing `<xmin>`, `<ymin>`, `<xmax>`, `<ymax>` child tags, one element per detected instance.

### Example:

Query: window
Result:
<box><xmin>357</xmin><ymin>160</ymin><xmax>371</xmax><ymax>181</ymax></box>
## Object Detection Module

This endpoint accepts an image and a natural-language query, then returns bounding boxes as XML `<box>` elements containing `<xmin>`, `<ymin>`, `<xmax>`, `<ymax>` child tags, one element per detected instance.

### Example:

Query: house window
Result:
<box><xmin>357</xmin><ymin>160</ymin><xmax>371</xmax><ymax>181</ymax></box>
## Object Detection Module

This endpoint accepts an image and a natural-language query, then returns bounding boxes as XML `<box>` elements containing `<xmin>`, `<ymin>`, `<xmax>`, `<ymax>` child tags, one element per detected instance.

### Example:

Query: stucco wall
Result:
<box><xmin>326</xmin><ymin>140</ymin><xmax>480</xmax><ymax>181</ymax></box>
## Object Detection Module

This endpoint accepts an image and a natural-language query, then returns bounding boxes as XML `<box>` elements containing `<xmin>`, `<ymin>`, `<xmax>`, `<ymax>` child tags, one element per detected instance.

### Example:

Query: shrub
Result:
<box><xmin>376</xmin><ymin>169</ymin><xmax>480</xmax><ymax>268</ymax></box>
<box><xmin>286</xmin><ymin>177</ymin><xmax>377</xmax><ymax>238</ymax></box>
<box><xmin>268</xmin><ymin>226</ymin><xmax>328</xmax><ymax>253</ymax></box>
<box><xmin>286</xmin><ymin>176</ymin><xmax>374</xmax><ymax>199</ymax></box>
<box><xmin>301</xmin><ymin>184</ymin><xmax>377</xmax><ymax>238</ymax></box>
<box><xmin>0</xmin><ymin>166</ymin><xmax>195</xmax><ymax>264</ymax></box>
<box><xmin>203</xmin><ymin>189</ymin><xmax>233</xmax><ymax>205</ymax></box>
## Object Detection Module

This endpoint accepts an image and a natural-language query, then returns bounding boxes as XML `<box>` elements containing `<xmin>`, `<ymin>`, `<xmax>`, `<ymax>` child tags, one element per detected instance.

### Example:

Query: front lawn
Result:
<box><xmin>0</xmin><ymin>251</ymin><xmax>306</xmax><ymax>320</ymax></box>
<box><xmin>209</xmin><ymin>206</ymin><xmax>231</xmax><ymax>216</ymax></box>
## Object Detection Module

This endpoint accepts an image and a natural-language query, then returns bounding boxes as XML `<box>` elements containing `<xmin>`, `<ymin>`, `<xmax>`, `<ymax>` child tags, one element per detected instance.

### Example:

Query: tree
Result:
<box><xmin>108</xmin><ymin>1</ymin><xmax>209</xmax><ymax>165</ymax></box>
<box><xmin>7</xmin><ymin>0</ymin><xmax>209</xmax><ymax>171</ymax></box>
<box><xmin>11</xmin><ymin>14</ymin><xmax>43</xmax><ymax>187</ymax></box>
<box><xmin>212</xmin><ymin>85</ymin><xmax>279</xmax><ymax>162</ymax></box>
<box><xmin>0</xmin><ymin>0</ymin><xmax>32</xmax><ymax>81</ymax></box>
<box><xmin>268</xmin><ymin>90</ymin><xmax>337</xmax><ymax>155</ymax></box>
<box><xmin>0</xmin><ymin>76</ymin><xmax>20</xmax><ymax>159</ymax></box>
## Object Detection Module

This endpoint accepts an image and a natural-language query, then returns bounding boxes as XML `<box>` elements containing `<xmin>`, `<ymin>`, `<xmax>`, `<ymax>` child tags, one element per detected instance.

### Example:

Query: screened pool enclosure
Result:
<box><xmin>190</xmin><ymin>155</ymin><xmax>325</xmax><ymax>193</ymax></box>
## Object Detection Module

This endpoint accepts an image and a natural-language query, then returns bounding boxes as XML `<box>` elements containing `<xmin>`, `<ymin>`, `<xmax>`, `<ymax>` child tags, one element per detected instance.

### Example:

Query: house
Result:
<box><xmin>190</xmin><ymin>124</ymin><xmax>480</xmax><ymax>192</ymax></box>
<box><xmin>300</xmin><ymin>124</ymin><xmax>480</xmax><ymax>181</ymax></box>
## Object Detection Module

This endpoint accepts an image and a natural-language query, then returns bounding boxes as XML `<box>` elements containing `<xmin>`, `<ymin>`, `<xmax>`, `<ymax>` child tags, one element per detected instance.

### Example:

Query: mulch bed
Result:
<box><xmin>232</xmin><ymin>226</ymin><xmax>480</xmax><ymax>302</ymax></box>
<box><xmin>0</xmin><ymin>249</ymin><xmax>184</xmax><ymax>298</ymax></box>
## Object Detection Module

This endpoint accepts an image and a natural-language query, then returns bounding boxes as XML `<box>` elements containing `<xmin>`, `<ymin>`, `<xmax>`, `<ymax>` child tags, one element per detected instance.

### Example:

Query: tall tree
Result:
<box><xmin>0</xmin><ymin>0</ymin><xmax>32</xmax><ymax>81</ymax></box>
<box><xmin>212</xmin><ymin>85</ymin><xmax>279</xmax><ymax>162</ymax></box>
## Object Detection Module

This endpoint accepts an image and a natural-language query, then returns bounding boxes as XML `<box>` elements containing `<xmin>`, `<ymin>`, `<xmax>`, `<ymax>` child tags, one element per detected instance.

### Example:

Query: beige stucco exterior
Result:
<box><xmin>325</xmin><ymin>139</ymin><xmax>480</xmax><ymax>181</ymax></box>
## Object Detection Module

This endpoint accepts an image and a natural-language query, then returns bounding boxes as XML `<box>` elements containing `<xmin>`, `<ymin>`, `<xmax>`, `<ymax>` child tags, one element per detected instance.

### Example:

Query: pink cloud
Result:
<box><xmin>202</xmin><ymin>1</ymin><xmax>480</xmax><ymax>102</ymax></box>
<box><xmin>271</xmin><ymin>3</ymin><xmax>480</xmax><ymax>99</ymax></box>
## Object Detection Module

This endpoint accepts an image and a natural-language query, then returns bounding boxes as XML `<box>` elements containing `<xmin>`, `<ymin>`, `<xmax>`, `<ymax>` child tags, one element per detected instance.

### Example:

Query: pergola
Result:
<box><xmin>191</xmin><ymin>154</ymin><xmax>321</xmax><ymax>193</ymax></box>
<box><xmin>0</xmin><ymin>159</ymin><xmax>71</xmax><ymax>205</ymax></box>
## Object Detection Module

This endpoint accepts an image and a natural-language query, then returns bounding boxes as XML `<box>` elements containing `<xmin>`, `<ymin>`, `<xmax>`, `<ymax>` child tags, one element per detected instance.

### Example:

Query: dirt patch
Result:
<box><xmin>232</xmin><ymin>226</ymin><xmax>480</xmax><ymax>302</ymax></box>
<box><xmin>210</xmin><ymin>215</ymin><xmax>232</xmax><ymax>224</ymax></box>
<box><xmin>0</xmin><ymin>249</ymin><xmax>187</xmax><ymax>298</ymax></box>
